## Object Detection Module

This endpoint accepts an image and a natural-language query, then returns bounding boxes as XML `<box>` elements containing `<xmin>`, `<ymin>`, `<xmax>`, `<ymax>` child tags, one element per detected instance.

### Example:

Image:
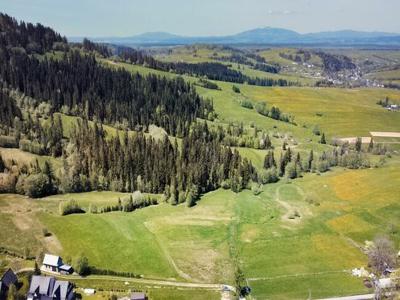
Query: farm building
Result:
<box><xmin>131</xmin><ymin>292</ymin><xmax>147</xmax><ymax>300</ymax></box>
<box><xmin>118</xmin><ymin>292</ymin><xmax>147</xmax><ymax>300</ymax></box>
<box><xmin>42</xmin><ymin>254</ymin><xmax>73</xmax><ymax>274</ymax></box>
<box><xmin>0</xmin><ymin>269</ymin><xmax>18</xmax><ymax>298</ymax></box>
<box><xmin>27</xmin><ymin>275</ymin><xmax>75</xmax><ymax>300</ymax></box>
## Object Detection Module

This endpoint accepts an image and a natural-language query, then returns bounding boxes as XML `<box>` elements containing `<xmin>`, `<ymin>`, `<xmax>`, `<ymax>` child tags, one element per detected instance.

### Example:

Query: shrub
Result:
<box><xmin>255</xmin><ymin>102</ymin><xmax>269</xmax><ymax>116</ymax></box>
<box><xmin>0</xmin><ymin>135</ymin><xmax>18</xmax><ymax>148</ymax></box>
<box><xmin>313</xmin><ymin>125</ymin><xmax>321</xmax><ymax>136</ymax></box>
<box><xmin>42</xmin><ymin>228</ymin><xmax>51</xmax><ymax>237</ymax></box>
<box><xmin>221</xmin><ymin>180</ymin><xmax>231</xmax><ymax>189</ymax></box>
<box><xmin>240</xmin><ymin>99</ymin><xmax>253</xmax><ymax>109</ymax></box>
<box><xmin>285</xmin><ymin>161</ymin><xmax>300</xmax><ymax>179</ymax></box>
<box><xmin>232</xmin><ymin>85</ymin><xmax>241</xmax><ymax>93</ymax></box>
<box><xmin>0</xmin><ymin>173</ymin><xmax>17</xmax><ymax>193</ymax></box>
<box><xmin>259</xmin><ymin>167</ymin><xmax>279</xmax><ymax>184</ymax></box>
<box><xmin>74</xmin><ymin>255</ymin><xmax>90</xmax><ymax>276</ymax></box>
<box><xmin>19</xmin><ymin>139</ymin><xmax>46</xmax><ymax>155</ymax></box>
<box><xmin>24</xmin><ymin>173</ymin><xmax>55</xmax><ymax>198</ymax></box>
<box><xmin>59</xmin><ymin>199</ymin><xmax>85</xmax><ymax>216</ymax></box>
<box><xmin>251</xmin><ymin>183</ymin><xmax>263</xmax><ymax>195</ymax></box>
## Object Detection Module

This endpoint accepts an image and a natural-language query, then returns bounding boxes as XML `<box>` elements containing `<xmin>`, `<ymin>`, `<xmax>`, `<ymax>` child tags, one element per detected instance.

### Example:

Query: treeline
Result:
<box><xmin>0</xmin><ymin>91</ymin><xmax>22</xmax><ymax>128</ymax></box>
<box><xmin>79</xmin><ymin>38</ymin><xmax>112</xmax><ymax>57</ymax></box>
<box><xmin>0</xmin><ymin>91</ymin><xmax>64</xmax><ymax>157</ymax></box>
<box><xmin>0</xmin><ymin>155</ymin><xmax>58</xmax><ymax>198</ymax></box>
<box><xmin>215</xmin><ymin>53</ymin><xmax>279</xmax><ymax>73</ymax></box>
<box><xmin>238</xmin><ymin>99</ymin><xmax>295</xmax><ymax>124</ymax></box>
<box><xmin>0</xmin><ymin>47</ymin><xmax>212</xmax><ymax>136</ymax></box>
<box><xmin>194</xmin><ymin>79</ymin><xmax>220</xmax><ymax>90</ymax></box>
<box><xmin>118</xmin><ymin>47</ymin><xmax>292</xmax><ymax>87</ymax></box>
<box><xmin>57</xmin><ymin>119</ymin><xmax>255</xmax><ymax>201</ymax></box>
<box><xmin>315</xmin><ymin>51</ymin><xmax>356</xmax><ymax>73</ymax></box>
<box><xmin>94</xmin><ymin>192</ymin><xmax>158</xmax><ymax>213</ymax></box>
<box><xmin>208</xmin><ymin>122</ymin><xmax>274</xmax><ymax>150</ymax></box>
<box><xmin>260</xmin><ymin>144</ymin><xmax>372</xmax><ymax>184</ymax></box>
<box><xmin>0</xmin><ymin>13</ymin><xmax>67</xmax><ymax>54</ymax></box>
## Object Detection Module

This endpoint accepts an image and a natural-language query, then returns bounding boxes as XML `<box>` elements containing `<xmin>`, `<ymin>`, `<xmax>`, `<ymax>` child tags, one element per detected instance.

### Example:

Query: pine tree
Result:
<box><xmin>308</xmin><ymin>150</ymin><xmax>314</xmax><ymax>171</ymax></box>
<box><xmin>0</xmin><ymin>153</ymin><xmax>5</xmax><ymax>172</ymax></box>
<box><xmin>355</xmin><ymin>137</ymin><xmax>362</xmax><ymax>152</ymax></box>
<box><xmin>34</xmin><ymin>261</ymin><xmax>41</xmax><ymax>275</ymax></box>
<box><xmin>368</xmin><ymin>138</ymin><xmax>374</xmax><ymax>153</ymax></box>
<box><xmin>320</xmin><ymin>133</ymin><xmax>326</xmax><ymax>144</ymax></box>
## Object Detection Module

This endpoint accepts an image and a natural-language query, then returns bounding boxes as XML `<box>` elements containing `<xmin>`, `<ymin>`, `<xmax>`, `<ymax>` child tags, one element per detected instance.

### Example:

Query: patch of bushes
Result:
<box><xmin>195</xmin><ymin>78</ymin><xmax>220</xmax><ymax>90</ymax></box>
<box><xmin>42</xmin><ymin>228</ymin><xmax>52</xmax><ymax>237</ymax></box>
<box><xmin>99</xmin><ymin>191</ymin><xmax>158</xmax><ymax>213</ymax></box>
<box><xmin>258</xmin><ymin>168</ymin><xmax>279</xmax><ymax>184</ymax></box>
<box><xmin>232</xmin><ymin>85</ymin><xmax>241</xmax><ymax>93</ymax></box>
<box><xmin>59</xmin><ymin>199</ymin><xmax>85</xmax><ymax>216</ymax></box>
<box><xmin>0</xmin><ymin>135</ymin><xmax>18</xmax><ymax>148</ymax></box>
<box><xmin>89</xmin><ymin>267</ymin><xmax>141</xmax><ymax>278</ymax></box>
<box><xmin>251</xmin><ymin>183</ymin><xmax>263</xmax><ymax>195</ymax></box>
<box><xmin>240</xmin><ymin>99</ymin><xmax>253</xmax><ymax>109</ymax></box>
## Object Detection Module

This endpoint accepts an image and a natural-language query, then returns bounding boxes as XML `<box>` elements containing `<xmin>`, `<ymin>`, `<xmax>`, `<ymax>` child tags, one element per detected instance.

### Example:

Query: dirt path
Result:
<box><xmin>370</xmin><ymin>131</ymin><xmax>400</xmax><ymax>138</ymax></box>
<box><xmin>143</xmin><ymin>221</ymin><xmax>194</xmax><ymax>282</ymax></box>
<box><xmin>316</xmin><ymin>294</ymin><xmax>374</xmax><ymax>300</ymax></box>
<box><xmin>274</xmin><ymin>184</ymin><xmax>309</xmax><ymax>224</ymax></box>
<box><xmin>15</xmin><ymin>267</ymin><xmax>35</xmax><ymax>274</ymax></box>
<box><xmin>40</xmin><ymin>270</ymin><xmax>231</xmax><ymax>290</ymax></box>
<box><xmin>247</xmin><ymin>270</ymin><xmax>348</xmax><ymax>281</ymax></box>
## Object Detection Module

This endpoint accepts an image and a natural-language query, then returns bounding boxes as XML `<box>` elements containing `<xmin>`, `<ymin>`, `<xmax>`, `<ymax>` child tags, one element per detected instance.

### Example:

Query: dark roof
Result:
<box><xmin>59</xmin><ymin>265</ymin><xmax>73</xmax><ymax>271</ymax></box>
<box><xmin>1</xmin><ymin>269</ymin><xmax>17</xmax><ymax>288</ymax></box>
<box><xmin>131</xmin><ymin>292</ymin><xmax>146</xmax><ymax>300</ymax></box>
<box><xmin>29</xmin><ymin>275</ymin><xmax>55</xmax><ymax>296</ymax></box>
<box><xmin>28</xmin><ymin>275</ymin><xmax>73</xmax><ymax>300</ymax></box>
<box><xmin>52</xmin><ymin>281</ymin><xmax>71</xmax><ymax>300</ymax></box>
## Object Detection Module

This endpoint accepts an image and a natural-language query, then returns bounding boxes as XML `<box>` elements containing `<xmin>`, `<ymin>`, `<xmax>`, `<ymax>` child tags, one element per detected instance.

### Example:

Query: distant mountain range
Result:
<box><xmin>70</xmin><ymin>27</ymin><xmax>400</xmax><ymax>47</ymax></box>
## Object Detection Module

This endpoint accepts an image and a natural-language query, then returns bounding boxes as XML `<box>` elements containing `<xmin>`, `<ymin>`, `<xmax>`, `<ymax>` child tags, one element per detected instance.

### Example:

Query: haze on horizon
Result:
<box><xmin>2</xmin><ymin>0</ymin><xmax>400</xmax><ymax>38</ymax></box>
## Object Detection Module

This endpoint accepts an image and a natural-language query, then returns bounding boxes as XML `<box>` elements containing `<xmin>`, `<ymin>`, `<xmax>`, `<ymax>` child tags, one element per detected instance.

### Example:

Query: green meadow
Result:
<box><xmin>1</xmin><ymin>155</ymin><xmax>399</xmax><ymax>298</ymax></box>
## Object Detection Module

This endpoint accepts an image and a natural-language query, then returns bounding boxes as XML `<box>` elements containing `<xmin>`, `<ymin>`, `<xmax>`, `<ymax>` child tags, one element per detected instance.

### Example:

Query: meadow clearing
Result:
<box><xmin>104</xmin><ymin>57</ymin><xmax>400</xmax><ymax>141</ymax></box>
<box><xmin>1</xmin><ymin>154</ymin><xmax>399</xmax><ymax>298</ymax></box>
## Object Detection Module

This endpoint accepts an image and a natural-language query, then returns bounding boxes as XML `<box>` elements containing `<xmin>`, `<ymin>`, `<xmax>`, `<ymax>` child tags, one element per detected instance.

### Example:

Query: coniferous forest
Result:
<box><xmin>0</xmin><ymin>13</ymin><xmax>255</xmax><ymax>201</ymax></box>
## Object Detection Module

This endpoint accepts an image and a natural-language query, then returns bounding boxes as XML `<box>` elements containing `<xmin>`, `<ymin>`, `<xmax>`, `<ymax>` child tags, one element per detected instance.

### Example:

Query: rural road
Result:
<box><xmin>316</xmin><ymin>294</ymin><xmax>374</xmax><ymax>300</ymax></box>
<box><xmin>37</xmin><ymin>269</ymin><xmax>232</xmax><ymax>290</ymax></box>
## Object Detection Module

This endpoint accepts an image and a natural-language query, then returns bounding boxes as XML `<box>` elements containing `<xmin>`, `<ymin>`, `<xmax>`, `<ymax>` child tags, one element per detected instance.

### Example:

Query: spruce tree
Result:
<box><xmin>368</xmin><ymin>138</ymin><xmax>374</xmax><ymax>153</ymax></box>
<box><xmin>320</xmin><ymin>133</ymin><xmax>326</xmax><ymax>144</ymax></box>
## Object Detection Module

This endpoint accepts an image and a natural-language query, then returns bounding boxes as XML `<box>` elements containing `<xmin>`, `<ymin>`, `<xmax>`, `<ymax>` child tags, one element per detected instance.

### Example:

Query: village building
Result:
<box><xmin>0</xmin><ymin>268</ymin><xmax>18</xmax><ymax>299</ymax></box>
<box><xmin>130</xmin><ymin>292</ymin><xmax>147</xmax><ymax>300</ymax></box>
<box><xmin>42</xmin><ymin>254</ymin><xmax>73</xmax><ymax>274</ymax></box>
<box><xmin>27</xmin><ymin>275</ymin><xmax>75</xmax><ymax>300</ymax></box>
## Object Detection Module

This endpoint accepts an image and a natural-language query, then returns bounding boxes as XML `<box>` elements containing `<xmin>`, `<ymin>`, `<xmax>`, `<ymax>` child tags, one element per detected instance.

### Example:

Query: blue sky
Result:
<box><xmin>2</xmin><ymin>0</ymin><xmax>400</xmax><ymax>37</ymax></box>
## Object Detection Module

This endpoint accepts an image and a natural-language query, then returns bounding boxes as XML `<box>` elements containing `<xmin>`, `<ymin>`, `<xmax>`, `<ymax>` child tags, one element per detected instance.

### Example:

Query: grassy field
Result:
<box><xmin>105</xmin><ymin>58</ymin><xmax>400</xmax><ymax>141</ymax></box>
<box><xmin>1</xmin><ymin>155</ymin><xmax>399</xmax><ymax>298</ymax></box>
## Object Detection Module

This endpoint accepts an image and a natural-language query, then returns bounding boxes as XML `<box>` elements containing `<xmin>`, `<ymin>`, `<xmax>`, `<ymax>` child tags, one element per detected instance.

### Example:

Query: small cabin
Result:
<box><xmin>42</xmin><ymin>254</ymin><xmax>73</xmax><ymax>274</ymax></box>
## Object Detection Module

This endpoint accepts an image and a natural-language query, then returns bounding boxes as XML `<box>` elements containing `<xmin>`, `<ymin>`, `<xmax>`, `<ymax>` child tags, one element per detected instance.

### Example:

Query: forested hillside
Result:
<box><xmin>118</xmin><ymin>45</ymin><xmax>292</xmax><ymax>86</ymax></box>
<box><xmin>0</xmin><ymin>13</ymin><xmax>254</xmax><ymax>201</ymax></box>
